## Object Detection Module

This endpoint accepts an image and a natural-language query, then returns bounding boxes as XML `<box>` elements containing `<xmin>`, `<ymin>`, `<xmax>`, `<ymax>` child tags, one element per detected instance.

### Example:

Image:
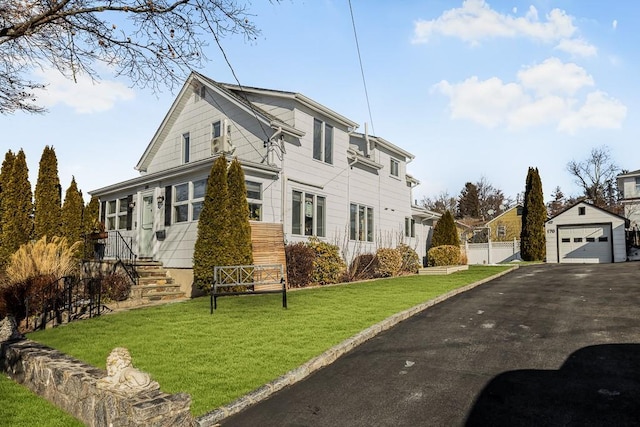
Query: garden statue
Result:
<box><xmin>97</xmin><ymin>347</ymin><xmax>159</xmax><ymax>397</ymax></box>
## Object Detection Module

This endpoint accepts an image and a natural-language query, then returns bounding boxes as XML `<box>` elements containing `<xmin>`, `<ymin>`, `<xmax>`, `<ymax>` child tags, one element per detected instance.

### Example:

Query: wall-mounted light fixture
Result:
<box><xmin>156</xmin><ymin>195</ymin><xmax>165</xmax><ymax>208</ymax></box>
<box><xmin>129</xmin><ymin>201</ymin><xmax>136</xmax><ymax>209</ymax></box>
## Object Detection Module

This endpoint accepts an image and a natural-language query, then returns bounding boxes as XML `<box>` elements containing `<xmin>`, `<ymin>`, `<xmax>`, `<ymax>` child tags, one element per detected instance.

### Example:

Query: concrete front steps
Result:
<box><xmin>131</xmin><ymin>260</ymin><xmax>186</xmax><ymax>303</ymax></box>
<box><xmin>418</xmin><ymin>265</ymin><xmax>469</xmax><ymax>275</ymax></box>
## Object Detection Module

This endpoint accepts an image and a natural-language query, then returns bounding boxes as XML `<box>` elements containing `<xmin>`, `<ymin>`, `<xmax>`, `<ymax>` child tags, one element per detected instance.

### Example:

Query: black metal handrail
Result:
<box><xmin>86</xmin><ymin>230</ymin><xmax>139</xmax><ymax>287</ymax></box>
<box><xmin>25</xmin><ymin>276</ymin><xmax>105</xmax><ymax>331</ymax></box>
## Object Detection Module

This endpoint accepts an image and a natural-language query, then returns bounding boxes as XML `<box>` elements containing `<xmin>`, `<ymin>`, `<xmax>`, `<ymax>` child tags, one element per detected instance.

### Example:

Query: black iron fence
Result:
<box><xmin>25</xmin><ymin>276</ymin><xmax>105</xmax><ymax>331</ymax></box>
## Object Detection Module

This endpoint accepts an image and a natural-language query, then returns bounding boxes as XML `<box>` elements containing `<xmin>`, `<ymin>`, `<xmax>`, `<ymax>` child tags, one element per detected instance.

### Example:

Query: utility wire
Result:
<box><xmin>348</xmin><ymin>0</ymin><xmax>375</xmax><ymax>135</ymax></box>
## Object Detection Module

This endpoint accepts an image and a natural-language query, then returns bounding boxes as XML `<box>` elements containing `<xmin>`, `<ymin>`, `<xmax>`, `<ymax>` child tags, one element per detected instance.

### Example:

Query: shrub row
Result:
<box><xmin>285</xmin><ymin>240</ymin><xmax>423</xmax><ymax>288</ymax></box>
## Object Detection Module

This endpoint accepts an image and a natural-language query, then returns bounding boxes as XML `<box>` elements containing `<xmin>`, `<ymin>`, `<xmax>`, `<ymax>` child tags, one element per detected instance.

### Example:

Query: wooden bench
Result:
<box><xmin>210</xmin><ymin>264</ymin><xmax>287</xmax><ymax>313</ymax></box>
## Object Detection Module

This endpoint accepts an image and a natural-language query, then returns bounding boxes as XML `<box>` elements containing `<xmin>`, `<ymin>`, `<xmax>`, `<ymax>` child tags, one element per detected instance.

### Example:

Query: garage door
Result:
<box><xmin>557</xmin><ymin>224</ymin><xmax>612</xmax><ymax>263</ymax></box>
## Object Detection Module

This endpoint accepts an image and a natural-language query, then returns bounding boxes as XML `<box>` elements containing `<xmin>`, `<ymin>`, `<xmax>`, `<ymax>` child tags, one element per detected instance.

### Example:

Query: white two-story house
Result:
<box><xmin>617</xmin><ymin>169</ymin><xmax>640</xmax><ymax>230</ymax></box>
<box><xmin>90</xmin><ymin>72</ymin><xmax>436</xmax><ymax>291</ymax></box>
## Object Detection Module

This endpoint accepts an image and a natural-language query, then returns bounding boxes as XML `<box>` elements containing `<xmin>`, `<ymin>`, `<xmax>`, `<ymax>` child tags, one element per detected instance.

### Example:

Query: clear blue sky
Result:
<box><xmin>1</xmin><ymin>0</ymin><xmax>637</xmax><ymax>204</ymax></box>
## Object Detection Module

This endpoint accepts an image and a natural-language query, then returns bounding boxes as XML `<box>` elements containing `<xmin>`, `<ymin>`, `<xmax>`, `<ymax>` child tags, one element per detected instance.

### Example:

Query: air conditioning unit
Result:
<box><xmin>211</xmin><ymin>120</ymin><xmax>235</xmax><ymax>154</ymax></box>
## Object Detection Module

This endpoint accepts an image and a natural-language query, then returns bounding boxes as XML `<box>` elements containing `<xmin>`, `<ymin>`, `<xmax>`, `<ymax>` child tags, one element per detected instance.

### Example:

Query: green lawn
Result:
<box><xmin>0</xmin><ymin>374</ymin><xmax>84</xmax><ymax>427</ymax></box>
<box><xmin>24</xmin><ymin>266</ymin><xmax>511</xmax><ymax>417</ymax></box>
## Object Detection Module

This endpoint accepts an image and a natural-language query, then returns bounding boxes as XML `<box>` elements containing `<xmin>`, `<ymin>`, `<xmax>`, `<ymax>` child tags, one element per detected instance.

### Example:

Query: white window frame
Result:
<box><xmin>182</xmin><ymin>132</ymin><xmax>190</xmax><ymax>164</ymax></box>
<box><xmin>405</xmin><ymin>217</ymin><xmax>415</xmax><ymax>238</ymax></box>
<box><xmin>390</xmin><ymin>158</ymin><xmax>399</xmax><ymax>177</ymax></box>
<box><xmin>292</xmin><ymin>190</ymin><xmax>326</xmax><ymax>237</ymax></box>
<box><xmin>173</xmin><ymin>179</ymin><xmax>206</xmax><ymax>223</ymax></box>
<box><xmin>212</xmin><ymin>121</ymin><xmax>222</xmax><ymax>138</ymax></box>
<box><xmin>313</xmin><ymin>118</ymin><xmax>333</xmax><ymax>164</ymax></box>
<box><xmin>246</xmin><ymin>180</ymin><xmax>262</xmax><ymax>221</ymax></box>
<box><xmin>105</xmin><ymin>198</ymin><xmax>129</xmax><ymax>230</ymax></box>
<box><xmin>350</xmin><ymin>203</ymin><xmax>374</xmax><ymax>242</ymax></box>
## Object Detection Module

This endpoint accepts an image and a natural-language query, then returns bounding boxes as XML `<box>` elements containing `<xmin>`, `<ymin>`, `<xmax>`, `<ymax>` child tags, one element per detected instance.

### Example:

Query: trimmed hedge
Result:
<box><xmin>427</xmin><ymin>245</ymin><xmax>461</xmax><ymax>266</ymax></box>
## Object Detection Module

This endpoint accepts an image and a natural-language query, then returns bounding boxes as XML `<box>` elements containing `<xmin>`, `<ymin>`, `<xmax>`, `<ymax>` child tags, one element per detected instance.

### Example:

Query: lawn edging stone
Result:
<box><xmin>196</xmin><ymin>265</ymin><xmax>518</xmax><ymax>426</ymax></box>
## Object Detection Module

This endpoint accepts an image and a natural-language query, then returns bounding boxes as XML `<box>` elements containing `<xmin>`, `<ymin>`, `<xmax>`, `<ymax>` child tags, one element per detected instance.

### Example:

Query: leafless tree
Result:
<box><xmin>0</xmin><ymin>0</ymin><xmax>267</xmax><ymax>114</ymax></box>
<box><xmin>567</xmin><ymin>146</ymin><xmax>619</xmax><ymax>208</ymax></box>
<box><xmin>421</xmin><ymin>191</ymin><xmax>457</xmax><ymax>214</ymax></box>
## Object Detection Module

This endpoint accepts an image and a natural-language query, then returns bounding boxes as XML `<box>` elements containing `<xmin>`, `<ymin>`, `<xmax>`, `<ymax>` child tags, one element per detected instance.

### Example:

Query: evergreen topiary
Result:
<box><xmin>520</xmin><ymin>167</ymin><xmax>546</xmax><ymax>261</ymax></box>
<box><xmin>61</xmin><ymin>177</ymin><xmax>85</xmax><ymax>254</ymax></box>
<box><xmin>34</xmin><ymin>146</ymin><xmax>61</xmax><ymax>240</ymax></box>
<box><xmin>83</xmin><ymin>195</ymin><xmax>101</xmax><ymax>258</ymax></box>
<box><xmin>226</xmin><ymin>158</ymin><xmax>253</xmax><ymax>265</ymax></box>
<box><xmin>0</xmin><ymin>149</ymin><xmax>33</xmax><ymax>270</ymax></box>
<box><xmin>431</xmin><ymin>210</ymin><xmax>460</xmax><ymax>247</ymax></box>
<box><xmin>193</xmin><ymin>155</ymin><xmax>231</xmax><ymax>288</ymax></box>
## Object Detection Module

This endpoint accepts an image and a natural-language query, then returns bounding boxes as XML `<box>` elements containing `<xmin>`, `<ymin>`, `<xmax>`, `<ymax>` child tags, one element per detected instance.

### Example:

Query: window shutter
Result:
<box><xmin>126</xmin><ymin>195</ymin><xmax>133</xmax><ymax>230</ymax></box>
<box><xmin>164</xmin><ymin>186</ymin><xmax>172</xmax><ymax>226</ymax></box>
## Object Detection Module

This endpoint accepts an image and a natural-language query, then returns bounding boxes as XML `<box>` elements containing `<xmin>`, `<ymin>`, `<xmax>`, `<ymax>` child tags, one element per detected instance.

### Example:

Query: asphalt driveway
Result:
<box><xmin>221</xmin><ymin>263</ymin><xmax>640</xmax><ymax>426</ymax></box>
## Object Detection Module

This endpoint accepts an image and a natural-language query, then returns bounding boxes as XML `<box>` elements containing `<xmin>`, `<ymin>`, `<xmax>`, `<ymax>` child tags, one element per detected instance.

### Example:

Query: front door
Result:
<box><xmin>140</xmin><ymin>193</ymin><xmax>155</xmax><ymax>258</ymax></box>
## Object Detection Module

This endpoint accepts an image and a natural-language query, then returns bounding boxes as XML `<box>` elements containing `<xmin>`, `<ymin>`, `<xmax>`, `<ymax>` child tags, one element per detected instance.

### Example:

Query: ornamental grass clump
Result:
<box><xmin>5</xmin><ymin>236</ymin><xmax>81</xmax><ymax>284</ymax></box>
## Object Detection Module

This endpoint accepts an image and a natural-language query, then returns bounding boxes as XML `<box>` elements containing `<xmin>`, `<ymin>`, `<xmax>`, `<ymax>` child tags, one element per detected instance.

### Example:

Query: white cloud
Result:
<box><xmin>612</xmin><ymin>19</ymin><xmax>618</xmax><ymax>30</ymax></box>
<box><xmin>413</xmin><ymin>0</ymin><xmax>576</xmax><ymax>44</ymax></box>
<box><xmin>412</xmin><ymin>0</ymin><xmax>596</xmax><ymax>57</ymax></box>
<box><xmin>33</xmin><ymin>68</ymin><xmax>135</xmax><ymax>113</ymax></box>
<box><xmin>558</xmin><ymin>91</ymin><xmax>627</xmax><ymax>134</ymax></box>
<box><xmin>554</xmin><ymin>38</ymin><xmax>597</xmax><ymax>57</ymax></box>
<box><xmin>517</xmin><ymin>57</ymin><xmax>594</xmax><ymax>96</ymax></box>
<box><xmin>433</xmin><ymin>76</ymin><xmax>527</xmax><ymax>128</ymax></box>
<box><xmin>433</xmin><ymin>58</ymin><xmax>626</xmax><ymax>133</ymax></box>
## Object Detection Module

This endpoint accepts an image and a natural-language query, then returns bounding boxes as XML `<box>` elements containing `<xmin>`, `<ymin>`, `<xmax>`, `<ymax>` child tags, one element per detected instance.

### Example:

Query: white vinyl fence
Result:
<box><xmin>463</xmin><ymin>239</ymin><xmax>521</xmax><ymax>265</ymax></box>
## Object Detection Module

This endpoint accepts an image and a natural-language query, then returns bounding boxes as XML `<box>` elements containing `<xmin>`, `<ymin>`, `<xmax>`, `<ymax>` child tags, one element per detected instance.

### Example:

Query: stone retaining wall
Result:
<box><xmin>1</xmin><ymin>338</ymin><xmax>194</xmax><ymax>427</ymax></box>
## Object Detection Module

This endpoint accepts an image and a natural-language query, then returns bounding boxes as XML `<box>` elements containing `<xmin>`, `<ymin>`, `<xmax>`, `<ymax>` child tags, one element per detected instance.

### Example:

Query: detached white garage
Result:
<box><xmin>545</xmin><ymin>201</ymin><xmax>628</xmax><ymax>264</ymax></box>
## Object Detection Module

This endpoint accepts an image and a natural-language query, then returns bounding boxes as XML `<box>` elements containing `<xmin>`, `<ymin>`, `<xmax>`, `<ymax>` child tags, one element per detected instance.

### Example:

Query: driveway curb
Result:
<box><xmin>196</xmin><ymin>266</ymin><xmax>518</xmax><ymax>426</ymax></box>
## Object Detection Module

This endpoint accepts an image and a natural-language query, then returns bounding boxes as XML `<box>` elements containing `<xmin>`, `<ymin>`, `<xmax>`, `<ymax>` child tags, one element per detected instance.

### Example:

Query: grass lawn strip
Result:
<box><xmin>28</xmin><ymin>265</ymin><xmax>513</xmax><ymax>417</ymax></box>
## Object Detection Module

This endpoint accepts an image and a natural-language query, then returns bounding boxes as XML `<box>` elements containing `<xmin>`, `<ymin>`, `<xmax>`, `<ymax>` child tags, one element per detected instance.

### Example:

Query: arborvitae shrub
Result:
<box><xmin>427</xmin><ymin>245</ymin><xmax>461</xmax><ymax>266</ymax></box>
<box><xmin>397</xmin><ymin>244</ymin><xmax>421</xmax><ymax>273</ymax></box>
<box><xmin>348</xmin><ymin>253</ymin><xmax>379</xmax><ymax>281</ymax></box>
<box><xmin>61</xmin><ymin>177</ymin><xmax>85</xmax><ymax>256</ymax></box>
<box><xmin>431</xmin><ymin>210</ymin><xmax>460</xmax><ymax>247</ymax></box>
<box><xmin>226</xmin><ymin>158</ymin><xmax>253</xmax><ymax>265</ymax></box>
<box><xmin>375</xmin><ymin>247</ymin><xmax>402</xmax><ymax>277</ymax></box>
<box><xmin>307</xmin><ymin>238</ymin><xmax>345</xmax><ymax>285</ymax></box>
<box><xmin>521</xmin><ymin>167</ymin><xmax>546</xmax><ymax>261</ymax></box>
<box><xmin>34</xmin><ymin>146</ymin><xmax>61</xmax><ymax>240</ymax></box>
<box><xmin>285</xmin><ymin>242</ymin><xmax>315</xmax><ymax>288</ymax></box>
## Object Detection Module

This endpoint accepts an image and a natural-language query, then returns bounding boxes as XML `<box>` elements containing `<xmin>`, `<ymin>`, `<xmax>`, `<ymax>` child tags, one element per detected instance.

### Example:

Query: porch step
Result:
<box><xmin>132</xmin><ymin>260</ymin><xmax>186</xmax><ymax>302</ymax></box>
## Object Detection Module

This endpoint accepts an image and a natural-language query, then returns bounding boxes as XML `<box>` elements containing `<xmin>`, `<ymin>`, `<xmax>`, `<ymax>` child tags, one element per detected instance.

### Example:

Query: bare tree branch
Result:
<box><xmin>566</xmin><ymin>146</ymin><xmax>619</xmax><ymax>208</ymax></box>
<box><xmin>0</xmin><ymin>0</ymin><xmax>267</xmax><ymax>113</ymax></box>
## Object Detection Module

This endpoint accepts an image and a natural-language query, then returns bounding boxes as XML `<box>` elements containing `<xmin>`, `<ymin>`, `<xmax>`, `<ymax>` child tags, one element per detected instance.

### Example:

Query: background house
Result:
<box><xmin>90</xmin><ymin>72</ymin><xmax>432</xmax><ymax>294</ymax></box>
<box><xmin>617</xmin><ymin>169</ymin><xmax>640</xmax><ymax>230</ymax></box>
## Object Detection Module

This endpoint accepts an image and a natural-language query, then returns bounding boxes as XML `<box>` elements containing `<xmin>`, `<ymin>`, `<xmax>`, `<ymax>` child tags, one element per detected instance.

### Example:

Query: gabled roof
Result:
<box><xmin>219</xmin><ymin>83</ymin><xmax>359</xmax><ymax>129</ymax></box>
<box><xmin>349</xmin><ymin>131</ymin><xmax>415</xmax><ymax>161</ymax></box>
<box><xmin>545</xmin><ymin>200</ymin><xmax>629</xmax><ymax>224</ymax></box>
<box><xmin>135</xmin><ymin>72</ymin><xmax>303</xmax><ymax>173</ymax></box>
<box><xmin>485</xmin><ymin>204</ymin><xmax>523</xmax><ymax>226</ymax></box>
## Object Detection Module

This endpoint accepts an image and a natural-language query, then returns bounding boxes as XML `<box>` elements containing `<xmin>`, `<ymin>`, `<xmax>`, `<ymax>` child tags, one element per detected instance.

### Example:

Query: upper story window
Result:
<box><xmin>313</xmin><ymin>118</ymin><xmax>333</xmax><ymax>164</ymax></box>
<box><xmin>390</xmin><ymin>158</ymin><xmax>399</xmax><ymax>177</ymax></box>
<box><xmin>635</xmin><ymin>177</ymin><xmax>640</xmax><ymax>193</ymax></box>
<box><xmin>292</xmin><ymin>190</ymin><xmax>326</xmax><ymax>237</ymax></box>
<box><xmin>578</xmin><ymin>206</ymin><xmax>586</xmax><ymax>215</ymax></box>
<box><xmin>182</xmin><ymin>133</ymin><xmax>190</xmax><ymax>164</ymax></box>
<box><xmin>173</xmin><ymin>179</ymin><xmax>206</xmax><ymax>223</ymax></box>
<box><xmin>350</xmin><ymin>203</ymin><xmax>374</xmax><ymax>242</ymax></box>
<box><xmin>246</xmin><ymin>181</ymin><xmax>262</xmax><ymax>221</ymax></box>
<box><xmin>212</xmin><ymin>121</ymin><xmax>221</xmax><ymax>138</ymax></box>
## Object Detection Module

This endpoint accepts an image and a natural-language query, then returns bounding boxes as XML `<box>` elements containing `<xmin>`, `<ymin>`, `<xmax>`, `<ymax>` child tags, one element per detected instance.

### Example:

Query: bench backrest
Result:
<box><xmin>213</xmin><ymin>264</ymin><xmax>285</xmax><ymax>290</ymax></box>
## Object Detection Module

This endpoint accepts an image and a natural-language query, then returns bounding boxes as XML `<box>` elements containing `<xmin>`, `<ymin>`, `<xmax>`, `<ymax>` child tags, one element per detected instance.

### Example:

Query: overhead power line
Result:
<box><xmin>348</xmin><ymin>0</ymin><xmax>375</xmax><ymax>135</ymax></box>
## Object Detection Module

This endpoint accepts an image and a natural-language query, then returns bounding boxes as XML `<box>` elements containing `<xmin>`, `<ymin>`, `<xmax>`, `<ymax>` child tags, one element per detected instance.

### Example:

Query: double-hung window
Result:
<box><xmin>182</xmin><ymin>132</ymin><xmax>190</xmax><ymax>164</ymax></box>
<box><xmin>313</xmin><ymin>119</ymin><xmax>333</xmax><ymax>164</ymax></box>
<box><xmin>292</xmin><ymin>190</ymin><xmax>326</xmax><ymax>237</ymax></box>
<box><xmin>635</xmin><ymin>177</ymin><xmax>640</xmax><ymax>194</ymax></box>
<box><xmin>350</xmin><ymin>203</ymin><xmax>374</xmax><ymax>241</ymax></box>
<box><xmin>390</xmin><ymin>158</ymin><xmax>399</xmax><ymax>177</ymax></box>
<box><xmin>173</xmin><ymin>179</ymin><xmax>206</xmax><ymax>223</ymax></box>
<box><xmin>405</xmin><ymin>217</ymin><xmax>415</xmax><ymax>238</ymax></box>
<box><xmin>246</xmin><ymin>181</ymin><xmax>262</xmax><ymax>221</ymax></box>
